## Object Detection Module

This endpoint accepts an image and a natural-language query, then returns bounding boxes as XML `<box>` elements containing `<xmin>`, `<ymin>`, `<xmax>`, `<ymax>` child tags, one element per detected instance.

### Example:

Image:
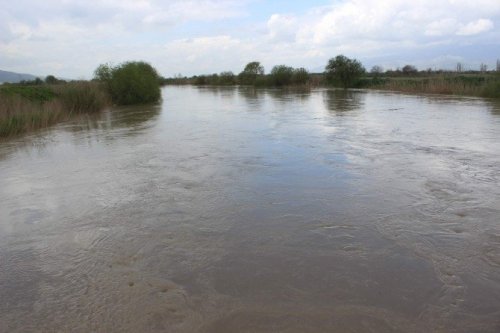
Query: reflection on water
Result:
<box><xmin>0</xmin><ymin>104</ymin><xmax>161</xmax><ymax>162</ymax></box>
<box><xmin>487</xmin><ymin>98</ymin><xmax>500</xmax><ymax>116</ymax></box>
<box><xmin>323</xmin><ymin>89</ymin><xmax>365</xmax><ymax>113</ymax></box>
<box><xmin>1</xmin><ymin>86</ymin><xmax>500</xmax><ymax>332</ymax></box>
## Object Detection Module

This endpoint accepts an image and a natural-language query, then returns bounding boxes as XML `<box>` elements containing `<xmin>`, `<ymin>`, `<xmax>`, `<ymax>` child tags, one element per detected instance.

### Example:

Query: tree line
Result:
<box><xmin>163</xmin><ymin>55</ymin><xmax>500</xmax><ymax>89</ymax></box>
<box><xmin>162</xmin><ymin>56</ymin><xmax>365</xmax><ymax>88</ymax></box>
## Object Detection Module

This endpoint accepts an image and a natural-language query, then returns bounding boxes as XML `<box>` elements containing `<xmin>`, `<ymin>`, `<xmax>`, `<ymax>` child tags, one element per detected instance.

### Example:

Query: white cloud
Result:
<box><xmin>259</xmin><ymin>0</ymin><xmax>500</xmax><ymax>70</ymax></box>
<box><xmin>457</xmin><ymin>19</ymin><xmax>494</xmax><ymax>35</ymax></box>
<box><xmin>425</xmin><ymin>19</ymin><xmax>459</xmax><ymax>36</ymax></box>
<box><xmin>267</xmin><ymin>14</ymin><xmax>298</xmax><ymax>43</ymax></box>
<box><xmin>305</xmin><ymin>0</ymin><xmax>500</xmax><ymax>45</ymax></box>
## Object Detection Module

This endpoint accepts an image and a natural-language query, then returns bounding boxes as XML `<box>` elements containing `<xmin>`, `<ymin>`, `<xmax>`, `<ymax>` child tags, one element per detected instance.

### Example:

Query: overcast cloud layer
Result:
<box><xmin>1</xmin><ymin>0</ymin><xmax>499</xmax><ymax>78</ymax></box>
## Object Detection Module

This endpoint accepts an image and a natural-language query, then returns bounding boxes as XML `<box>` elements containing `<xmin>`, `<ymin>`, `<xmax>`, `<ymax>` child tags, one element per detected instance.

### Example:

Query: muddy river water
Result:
<box><xmin>1</xmin><ymin>86</ymin><xmax>500</xmax><ymax>332</ymax></box>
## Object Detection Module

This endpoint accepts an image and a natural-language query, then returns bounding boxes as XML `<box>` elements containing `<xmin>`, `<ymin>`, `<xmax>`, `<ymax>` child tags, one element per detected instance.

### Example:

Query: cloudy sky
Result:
<box><xmin>1</xmin><ymin>0</ymin><xmax>499</xmax><ymax>78</ymax></box>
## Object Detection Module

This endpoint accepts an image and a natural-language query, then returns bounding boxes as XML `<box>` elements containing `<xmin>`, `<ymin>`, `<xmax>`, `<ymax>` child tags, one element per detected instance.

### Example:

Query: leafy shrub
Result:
<box><xmin>218</xmin><ymin>71</ymin><xmax>236</xmax><ymax>85</ymax></box>
<box><xmin>325</xmin><ymin>55</ymin><xmax>365</xmax><ymax>88</ymax></box>
<box><xmin>292</xmin><ymin>68</ymin><xmax>310</xmax><ymax>85</ymax></box>
<box><xmin>269</xmin><ymin>65</ymin><xmax>294</xmax><ymax>86</ymax></box>
<box><xmin>94</xmin><ymin>61</ymin><xmax>161</xmax><ymax>105</ymax></box>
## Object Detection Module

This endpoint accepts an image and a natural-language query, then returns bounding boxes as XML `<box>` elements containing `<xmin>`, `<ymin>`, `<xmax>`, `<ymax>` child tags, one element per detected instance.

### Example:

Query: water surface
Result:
<box><xmin>1</xmin><ymin>86</ymin><xmax>500</xmax><ymax>332</ymax></box>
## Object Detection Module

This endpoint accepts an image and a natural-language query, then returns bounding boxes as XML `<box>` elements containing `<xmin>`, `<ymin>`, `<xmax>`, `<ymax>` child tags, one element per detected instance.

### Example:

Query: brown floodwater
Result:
<box><xmin>1</xmin><ymin>86</ymin><xmax>500</xmax><ymax>332</ymax></box>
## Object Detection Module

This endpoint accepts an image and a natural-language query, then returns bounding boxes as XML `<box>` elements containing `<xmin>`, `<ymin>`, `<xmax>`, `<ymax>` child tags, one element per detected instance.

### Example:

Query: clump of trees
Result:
<box><xmin>16</xmin><ymin>75</ymin><xmax>66</xmax><ymax>86</ymax></box>
<box><xmin>94</xmin><ymin>61</ymin><xmax>161</xmax><ymax>105</ymax></box>
<box><xmin>218</xmin><ymin>71</ymin><xmax>236</xmax><ymax>85</ymax></box>
<box><xmin>325</xmin><ymin>55</ymin><xmax>365</xmax><ymax>88</ymax></box>
<box><xmin>187</xmin><ymin>61</ymin><xmax>310</xmax><ymax>87</ymax></box>
<box><xmin>269</xmin><ymin>65</ymin><xmax>294</xmax><ymax>86</ymax></box>
<box><xmin>268</xmin><ymin>65</ymin><xmax>310</xmax><ymax>86</ymax></box>
<box><xmin>238</xmin><ymin>61</ymin><xmax>265</xmax><ymax>85</ymax></box>
<box><xmin>163</xmin><ymin>55</ymin><xmax>499</xmax><ymax>93</ymax></box>
<box><xmin>45</xmin><ymin>75</ymin><xmax>66</xmax><ymax>85</ymax></box>
<box><xmin>402</xmin><ymin>65</ymin><xmax>418</xmax><ymax>75</ymax></box>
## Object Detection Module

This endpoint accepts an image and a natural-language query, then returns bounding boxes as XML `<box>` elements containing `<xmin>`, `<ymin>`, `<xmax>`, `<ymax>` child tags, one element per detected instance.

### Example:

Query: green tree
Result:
<box><xmin>194</xmin><ymin>75</ymin><xmax>207</xmax><ymax>85</ymax></box>
<box><xmin>218</xmin><ymin>71</ymin><xmax>236</xmax><ymax>85</ymax></box>
<box><xmin>325</xmin><ymin>55</ymin><xmax>365</xmax><ymax>88</ymax></box>
<box><xmin>93</xmin><ymin>63</ymin><xmax>113</xmax><ymax>82</ymax></box>
<box><xmin>238</xmin><ymin>61</ymin><xmax>265</xmax><ymax>85</ymax></box>
<box><xmin>243</xmin><ymin>61</ymin><xmax>264</xmax><ymax>75</ymax></box>
<box><xmin>45</xmin><ymin>75</ymin><xmax>58</xmax><ymax>84</ymax></box>
<box><xmin>402</xmin><ymin>64</ymin><xmax>417</xmax><ymax>75</ymax></box>
<box><xmin>270</xmin><ymin>65</ymin><xmax>294</xmax><ymax>86</ymax></box>
<box><xmin>94</xmin><ymin>61</ymin><xmax>161</xmax><ymax>105</ymax></box>
<box><xmin>292</xmin><ymin>67</ymin><xmax>310</xmax><ymax>85</ymax></box>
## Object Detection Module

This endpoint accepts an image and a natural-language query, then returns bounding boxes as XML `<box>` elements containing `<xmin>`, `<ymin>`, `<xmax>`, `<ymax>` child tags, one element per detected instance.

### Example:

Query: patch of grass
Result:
<box><xmin>0</xmin><ymin>85</ymin><xmax>55</xmax><ymax>102</ymax></box>
<box><xmin>481</xmin><ymin>78</ymin><xmax>500</xmax><ymax>98</ymax></box>
<box><xmin>367</xmin><ymin>74</ymin><xmax>500</xmax><ymax>97</ymax></box>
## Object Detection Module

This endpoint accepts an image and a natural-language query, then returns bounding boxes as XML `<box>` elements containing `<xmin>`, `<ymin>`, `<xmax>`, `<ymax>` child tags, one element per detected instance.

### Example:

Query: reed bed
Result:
<box><xmin>370</xmin><ymin>75</ymin><xmax>500</xmax><ymax>98</ymax></box>
<box><xmin>0</xmin><ymin>82</ymin><xmax>110</xmax><ymax>138</ymax></box>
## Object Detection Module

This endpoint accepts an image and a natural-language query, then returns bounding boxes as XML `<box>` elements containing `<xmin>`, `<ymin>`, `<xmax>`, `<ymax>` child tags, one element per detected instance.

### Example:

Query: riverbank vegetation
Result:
<box><xmin>161</xmin><ymin>62</ymin><xmax>314</xmax><ymax>88</ymax></box>
<box><xmin>365</xmin><ymin>72</ymin><xmax>500</xmax><ymax>98</ymax></box>
<box><xmin>2</xmin><ymin>56</ymin><xmax>499</xmax><ymax>138</ymax></box>
<box><xmin>0</xmin><ymin>61</ymin><xmax>161</xmax><ymax>138</ymax></box>
<box><xmin>94</xmin><ymin>61</ymin><xmax>161</xmax><ymax>105</ymax></box>
<box><xmin>163</xmin><ymin>56</ymin><xmax>500</xmax><ymax>98</ymax></box>
<box><xmin>0</xmin><ymin>82</ymin><xmax>109</xmax><ymax>137</ymax></box>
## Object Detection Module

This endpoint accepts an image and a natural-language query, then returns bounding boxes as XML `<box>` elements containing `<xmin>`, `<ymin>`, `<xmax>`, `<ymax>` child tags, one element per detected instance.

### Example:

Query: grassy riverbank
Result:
<box><xmin>0</xmin><ymin>61</ymin><xmax>161</xmax><ymax>139</ymax></box>
<box><xmin>163</xmin><ymin>57</ymin><xmax>500</xmax><ymax>99</ymax></box>
<box><xmin>0</xmin><ymin>82</ymin><xmax>110</xmax><ymax>138</ymax></box>
<box><xmin>163</xmin><ymin>73</ymin><xmax>499</xmax><ymax>99</ymax></box>
<box><xmin>165</xmin><ymin>73</ymin><xmax>500</xmax><ymax>99</ymax></box>
<box><xmin>365</xmin><ymin>73</ymin><xmax>500</xmax><ymax>98</ymax></box>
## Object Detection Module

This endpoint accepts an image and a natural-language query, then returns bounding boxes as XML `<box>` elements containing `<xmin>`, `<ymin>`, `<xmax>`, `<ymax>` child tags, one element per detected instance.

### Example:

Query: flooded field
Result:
<box><xmin>1</xmin><ymin>86</ymin><xmax>500</xmax><ymax>332</ymax></box>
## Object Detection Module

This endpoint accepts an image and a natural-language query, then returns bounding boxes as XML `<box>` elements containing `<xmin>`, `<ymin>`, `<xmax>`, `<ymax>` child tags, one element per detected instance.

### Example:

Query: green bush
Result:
<box><xmin>292</xmin><ymin>68</ymin><xmax>310</xmax><ymax>85</ymax></box>
<box><xmin>218</xmin><ymin>71</ymin><xmax>236</xmax><ymax>85</ymax></box>
<box><xmin>253</xmin><ymin>75</ymin><xmax>271</xmax><ymax>87</ymax></box>
<box><xmin>270</xmin><ymin>65</ymin><xmax>294</xmax><ymax>86</ymax></box>
<box><xmin>325</xmin><ymin>55</ymin><xmax>365</xmax><ymax>88</ymax></box>
<box><xmin>94</xmin><ymin>61</ymin><xmax>161</xmax><ymax>105</ymax></box>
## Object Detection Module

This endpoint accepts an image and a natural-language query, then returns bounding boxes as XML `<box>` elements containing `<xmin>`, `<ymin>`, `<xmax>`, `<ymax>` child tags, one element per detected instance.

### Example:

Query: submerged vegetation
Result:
<box><xmin>0</xmin><ymin>60</ymin><xmax>161</xmax><ymax>138</ymax></box>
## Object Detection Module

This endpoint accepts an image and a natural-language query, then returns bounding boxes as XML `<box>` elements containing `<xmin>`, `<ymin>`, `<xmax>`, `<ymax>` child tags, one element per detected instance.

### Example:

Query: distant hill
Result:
<box><xmin>0</xmin><ymin>69</ymin><xmax>38</xmax><ymax>83</ymax></box>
